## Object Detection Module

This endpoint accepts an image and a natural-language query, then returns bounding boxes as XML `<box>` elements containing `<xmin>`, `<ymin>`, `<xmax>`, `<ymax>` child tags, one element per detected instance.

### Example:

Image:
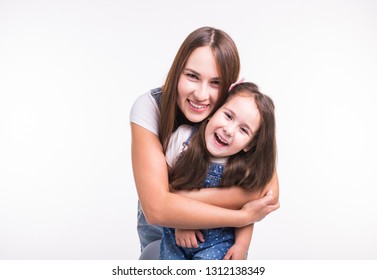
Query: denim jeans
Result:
<box><xmin>137</xmin><ymin>201</ymin><xmax>163</xmax><ymax>251</ymax></box>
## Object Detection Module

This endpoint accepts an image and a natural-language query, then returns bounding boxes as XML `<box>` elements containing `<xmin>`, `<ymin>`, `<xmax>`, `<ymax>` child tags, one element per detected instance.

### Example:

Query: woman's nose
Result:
<box><xmin>193</xmin><ymin>83</ymin><xmax>209</xmax><ymax>101</ymax></box>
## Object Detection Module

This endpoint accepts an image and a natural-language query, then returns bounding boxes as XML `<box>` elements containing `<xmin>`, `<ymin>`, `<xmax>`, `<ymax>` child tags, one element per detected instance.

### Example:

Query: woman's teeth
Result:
<box><xmin>189</xmin><ymin>100</ymin><xmax>207</xmax><ymax>109</ymax></box>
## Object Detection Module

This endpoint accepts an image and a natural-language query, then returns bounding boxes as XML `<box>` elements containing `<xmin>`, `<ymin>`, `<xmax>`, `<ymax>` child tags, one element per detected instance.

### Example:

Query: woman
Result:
<box><xmin>130</xmin><ymin>26</ymin><xmax>279</xmax><ymax>258</ymax></box>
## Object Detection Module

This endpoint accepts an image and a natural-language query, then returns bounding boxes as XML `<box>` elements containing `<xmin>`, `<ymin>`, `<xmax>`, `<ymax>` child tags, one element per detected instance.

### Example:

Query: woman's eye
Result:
<box><xmin>186</xmin><ymin>73</ymin><xmax>198</xmax><ymax>80</ymax></box>
<box><xmin>211</xmin><ymin>80</ymin><xmax>220</xmax><ymax>87</ymax></box>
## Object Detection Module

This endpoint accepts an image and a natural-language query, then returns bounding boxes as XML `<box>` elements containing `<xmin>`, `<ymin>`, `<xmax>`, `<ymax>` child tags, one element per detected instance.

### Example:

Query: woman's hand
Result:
<box><xmin>241</xmin><ymin>190</ymin><xmax>280</xmax><ymax>224</ymax></box>
<box><xmin>175</xmin><ymin>229</ymin><xmax>204</xmax><ymax>248</ymax></box>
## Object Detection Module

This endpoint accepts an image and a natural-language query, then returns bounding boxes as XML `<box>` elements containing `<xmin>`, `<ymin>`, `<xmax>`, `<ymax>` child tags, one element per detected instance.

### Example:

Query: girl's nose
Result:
<box><xmin>223</xmin><ymin>124</ymin><xmax>235</xmax><ymax>136</ymax></box>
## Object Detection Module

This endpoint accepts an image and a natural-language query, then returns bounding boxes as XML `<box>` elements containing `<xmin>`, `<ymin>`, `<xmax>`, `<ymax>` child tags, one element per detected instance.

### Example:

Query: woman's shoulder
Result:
<box><xmin>132</xmin><ymin>87</ymin><xmax>162</xmax><ymax>107</ymax></box>
<box><xmin>149</xmin><ymin>87</ymin><xmax>163</xmax><ymax>106</ymax></box>
<box><xmin>129</xmin><ymin>87</ymin><xmax>162</xmax><ymax>136</ymax></box>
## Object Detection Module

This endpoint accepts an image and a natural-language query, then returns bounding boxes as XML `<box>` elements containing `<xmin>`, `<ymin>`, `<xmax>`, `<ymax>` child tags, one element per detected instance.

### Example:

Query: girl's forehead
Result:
<box><xmin>222</xmin><ymin>94</ymin><xmax>260</xmax><ymax>131</ymax></box>
<box><xmin>225</xmin><ymin>93</ymin><xmax>254</xmax><ymax>107</ymax></box>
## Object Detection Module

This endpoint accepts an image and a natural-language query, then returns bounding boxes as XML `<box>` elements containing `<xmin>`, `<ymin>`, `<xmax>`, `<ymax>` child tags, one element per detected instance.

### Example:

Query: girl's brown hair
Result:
<box><xmin>170</xmin><ymin>82</ymin><xmax>276</xmax><ymax>193</ymax></box>
<box><xmin>159</xmin><ymin>26</ymin><xmax>240</xmax><ymax>152</ymax></box>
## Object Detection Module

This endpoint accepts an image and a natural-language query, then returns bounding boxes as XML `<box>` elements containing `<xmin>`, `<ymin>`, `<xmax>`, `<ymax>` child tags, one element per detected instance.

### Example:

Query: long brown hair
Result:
<box><xmin>159</xmin><ymin>26</ymin><xmax>240</xmax><ymax>152</ymax></box>
<box><xmin>170</xmin><ymin>82</ymin><xmax>276</xmax><ymax>193</ymax></box>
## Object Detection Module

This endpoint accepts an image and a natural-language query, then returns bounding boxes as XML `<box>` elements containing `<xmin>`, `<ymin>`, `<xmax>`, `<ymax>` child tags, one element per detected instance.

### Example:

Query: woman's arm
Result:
<box><xmin>173</xmin><ymin>170</ymin><xmax>279</xmax><ymax>210</ymax></box>
<box><xmin>131</xmin><ymin>124</ymin><xmax>278</xmax><ymax>229</ymax></box>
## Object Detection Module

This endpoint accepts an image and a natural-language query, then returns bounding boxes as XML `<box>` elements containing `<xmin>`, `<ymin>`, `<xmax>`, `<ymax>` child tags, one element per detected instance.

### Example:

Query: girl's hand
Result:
<box><xmin>175</xmin><ymin>229</ymin><xmax>204</xmax><ymax>248</ymax></box>
<box><xmin>242</xmin><ymin>190</ymin><xmax>280</xmax><ymax>224</ymax></box>
<box><xmin>223</xmin><ymin>243</ymin><xmax>248</xmax><ymax>260</ymax></box>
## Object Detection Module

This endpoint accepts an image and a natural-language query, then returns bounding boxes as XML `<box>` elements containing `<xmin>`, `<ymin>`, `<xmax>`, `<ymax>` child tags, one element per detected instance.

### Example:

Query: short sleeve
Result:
<box><xmin>129</xmin><ymin>91</ymin><xmax>160</xmax><ymax>136</ymax></box>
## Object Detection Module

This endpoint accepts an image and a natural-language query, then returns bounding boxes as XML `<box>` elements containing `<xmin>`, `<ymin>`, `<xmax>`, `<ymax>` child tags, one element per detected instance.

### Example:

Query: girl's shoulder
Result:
<box><xmin>166</xmin><ymin>125</ymin><xmax>193</xmax><ymax>167</ymax></box>
<box><xmin>174</xmin><ymin>124</ymin><xmax>193</xmax><ymax>136</ymax></box>
<box><xmin>169</xmin><ymin>125</ymin><xmax>193</xmax><ymax>151</ymax></box>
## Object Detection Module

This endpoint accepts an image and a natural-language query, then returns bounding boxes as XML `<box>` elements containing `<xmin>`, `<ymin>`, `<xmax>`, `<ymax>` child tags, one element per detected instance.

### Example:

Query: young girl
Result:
<box><xmin>160</xmin><ymin>81</ymin><xmax>277</xmax><ymax>260</ymax></box>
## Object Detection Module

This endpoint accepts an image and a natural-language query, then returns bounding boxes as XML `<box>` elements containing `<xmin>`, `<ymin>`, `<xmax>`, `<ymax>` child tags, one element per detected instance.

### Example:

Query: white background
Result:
<box><xmin>1</xmin><ymin>0</ymin><xmax>376</xmax><ymax>260</ymax></box>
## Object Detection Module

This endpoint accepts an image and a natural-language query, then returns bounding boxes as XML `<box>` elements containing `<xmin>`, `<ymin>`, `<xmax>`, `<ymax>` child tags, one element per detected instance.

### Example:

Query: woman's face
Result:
<box><xmin>205</xmin><ymin>94</ymin><xmax>261</xmax><ymax>158</ymax></box>
<box><xmin>177</xmin><ymin>46</ymin><xmax>220</xmax><ymax>123</ymax></box>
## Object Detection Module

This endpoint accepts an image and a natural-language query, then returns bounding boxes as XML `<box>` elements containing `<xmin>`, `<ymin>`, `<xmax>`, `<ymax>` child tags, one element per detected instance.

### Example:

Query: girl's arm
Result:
<box><xmin>132</xmin><ymin>124</ymin><xmax>278</xmax><ymax>229</ymax></box>
<box><xmin>224</xmin><ymin>224</ymin><xmax>254</xmax><ymax>260</ymax></box>
<box><xmin>173</xmin><ymin>170</ymin><xmax>279</xmax><ymax>210</ymax></box>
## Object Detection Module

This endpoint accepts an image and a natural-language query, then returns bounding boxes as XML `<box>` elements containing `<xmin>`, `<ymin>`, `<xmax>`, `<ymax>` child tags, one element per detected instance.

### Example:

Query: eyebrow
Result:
<box><xmin>184</xmin><ymin>68</ymin><xmax>200</xmax><ymax>76</ymax></box>
<box><xmin>224</xmin><ymin>107</ymin><xmax>255</xmax><ymax>135</ymax></box>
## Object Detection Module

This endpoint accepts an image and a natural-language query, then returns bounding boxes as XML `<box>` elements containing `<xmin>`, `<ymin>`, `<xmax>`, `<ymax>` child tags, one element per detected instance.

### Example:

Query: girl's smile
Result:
<box><xmin>205</xmin><ymin>94</ymin><xmax>261</xmax><ymax>158</ymax></box>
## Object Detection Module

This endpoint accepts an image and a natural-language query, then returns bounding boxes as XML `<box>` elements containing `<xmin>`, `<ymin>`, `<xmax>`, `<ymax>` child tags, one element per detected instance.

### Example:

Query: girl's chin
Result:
<box><xmin>206</xmin><ymin>145</ymin><xmax>222</xmax><ymax>158</ymax></box>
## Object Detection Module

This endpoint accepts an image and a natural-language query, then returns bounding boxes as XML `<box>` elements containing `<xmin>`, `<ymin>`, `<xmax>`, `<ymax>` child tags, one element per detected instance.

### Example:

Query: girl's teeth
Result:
<box><xmin>215</xmin><ymin>133</ymin><xmax>228</xmax><ymax>145</ymax></box>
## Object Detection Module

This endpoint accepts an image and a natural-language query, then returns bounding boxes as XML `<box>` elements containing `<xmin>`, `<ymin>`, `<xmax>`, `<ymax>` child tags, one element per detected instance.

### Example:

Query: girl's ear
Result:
<box><xmin>243</xmin><ymin>140</ymin><xmax>253</xmax><ymax>152</ymax></box>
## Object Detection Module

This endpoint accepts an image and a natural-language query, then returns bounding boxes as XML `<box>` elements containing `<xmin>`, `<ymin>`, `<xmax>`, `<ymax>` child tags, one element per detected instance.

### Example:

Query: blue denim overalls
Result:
<box><xmin>160</xmin><ymin>128</ymin><xmax>235</xmax><ymax>260</ymax></box>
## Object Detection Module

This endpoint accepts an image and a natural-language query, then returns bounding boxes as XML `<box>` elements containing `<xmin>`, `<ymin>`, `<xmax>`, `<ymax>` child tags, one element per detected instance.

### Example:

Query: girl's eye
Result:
<box><xmin>224</xmin><ymin>112</ymin><xmax>232</xmax><ymax>120</ymax></box>
<box><xmin>240</xmin><ymin>127</ymin><xmax>249</xmax><ymax>135</ymax></box>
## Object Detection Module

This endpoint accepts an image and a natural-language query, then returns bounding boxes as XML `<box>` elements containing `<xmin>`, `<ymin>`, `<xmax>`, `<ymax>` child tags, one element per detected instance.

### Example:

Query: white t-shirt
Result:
<box><xmin>129</xmin><ymin>91</ymin><xmax>160</xmax><ymax>136</ymax></box>
<box><xmin>166</xmin><ymin>125</ymin><xmax>227</xmax><ymax>168</ymax></box>
<box><xmin>165</xmin><ymin>125</ymin><xmax>192</xmax><ymax>168</ymax></box>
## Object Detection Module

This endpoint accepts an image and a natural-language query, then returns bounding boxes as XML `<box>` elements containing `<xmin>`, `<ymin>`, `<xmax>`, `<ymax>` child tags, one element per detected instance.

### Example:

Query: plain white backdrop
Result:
<box><xmin>1</xmin><ymin>0</ymin><xmax>376</xmax><ymax>260</ymax></box>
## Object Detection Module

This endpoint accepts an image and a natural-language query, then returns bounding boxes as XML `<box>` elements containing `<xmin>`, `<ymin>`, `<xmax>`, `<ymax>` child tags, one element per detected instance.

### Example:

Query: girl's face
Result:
<box><xmin>205</xmin><ymin>93</ymin><xmax>261</xmax><ymax>158</ymax></box>
<box><xmin>177</xmin><ymin>46</ymin><xmax>221</xmax><ymax>123</ymax></box>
